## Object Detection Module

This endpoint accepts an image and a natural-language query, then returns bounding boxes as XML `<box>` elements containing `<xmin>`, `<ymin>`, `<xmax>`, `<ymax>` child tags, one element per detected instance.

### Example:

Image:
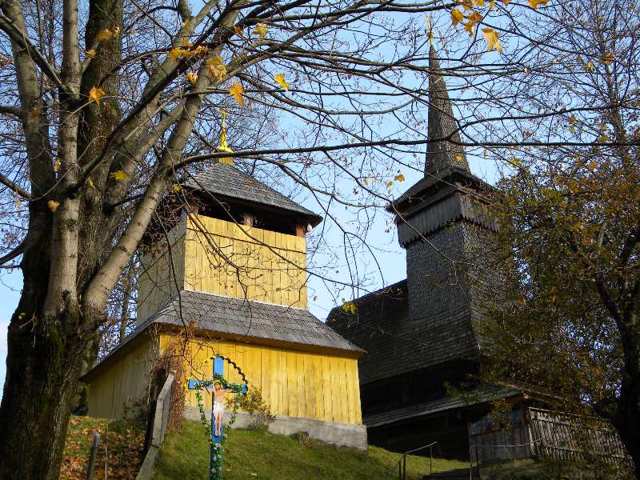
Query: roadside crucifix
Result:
<box><xmin>187</xmin><ymin>355</ymin><xmax>248</xmax><ymax>480</ymax></box>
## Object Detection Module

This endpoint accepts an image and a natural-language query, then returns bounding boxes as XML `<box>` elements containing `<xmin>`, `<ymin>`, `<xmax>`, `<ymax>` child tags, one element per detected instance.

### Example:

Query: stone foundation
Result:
<box><xmin>184</xmin><ymin>406</ymin><xmax>367</xmax><ymax>450</ymax></box>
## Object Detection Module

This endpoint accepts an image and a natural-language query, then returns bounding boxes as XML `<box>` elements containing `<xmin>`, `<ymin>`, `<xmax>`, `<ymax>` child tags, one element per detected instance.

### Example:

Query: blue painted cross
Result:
<box><xmin>187</xmin><ymin>355</ymin><xmax>248</xmax><ymax>480</ymax></box>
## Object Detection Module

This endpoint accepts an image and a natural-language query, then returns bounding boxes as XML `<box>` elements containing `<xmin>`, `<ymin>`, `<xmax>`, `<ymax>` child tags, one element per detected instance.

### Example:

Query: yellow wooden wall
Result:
<box><xmin>161</xmin><ymin>334</ymin><xmax>362</xmax><ymax>425</ymax></box>
<box><xmin>87</xmin><ymin>335</ymin><xmax>159</xmax><ymax>419</ymax></box>
<box><xmin>184</xmin><ymin>215</ymin><xmax>308</xmax><ymax>309</ymax></box>
<box><xmin>137</xmin><ymin>220</ymin><xmax>186</xmax><ymax>323</ymax></box>
<box><xmin>137</xmin><ymin>214</ymin><xmax>308</xmax><ymax>324</ymax></box>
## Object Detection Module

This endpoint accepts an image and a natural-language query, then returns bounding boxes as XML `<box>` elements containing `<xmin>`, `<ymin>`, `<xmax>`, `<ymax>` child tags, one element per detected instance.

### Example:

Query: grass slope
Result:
<box><xmin>153</xmin><ymin>421</ymin><xmax>468</xmax><ymax>480</ymax></box>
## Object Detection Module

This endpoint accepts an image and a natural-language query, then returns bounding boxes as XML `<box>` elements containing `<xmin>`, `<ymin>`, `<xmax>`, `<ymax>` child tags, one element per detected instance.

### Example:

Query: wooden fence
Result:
<box><xmin>528</xmin><ymin>408</ymin><xmax>631</xmax><ymax>466</ymax></box>
<box><xmin>136</xmin><ymin>373</ymin><xmax>175</xmax><ymax>480</ymax></box>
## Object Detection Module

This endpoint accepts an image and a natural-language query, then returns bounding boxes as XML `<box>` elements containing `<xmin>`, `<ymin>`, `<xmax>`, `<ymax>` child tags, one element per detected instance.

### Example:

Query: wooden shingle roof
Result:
<box><xmin>148</xmin><ymin>290</ymin><xmax>362</xmax><ymax>354</ymax></box>
<box><xmin>364</xmin><ymin>384</ymin><xmax>521</xmax><ymax>428</ymax></box>
<box><xmin>327</xmin><ymin>279</ymin><xmax>484</xmax><ymax>384</ymax></box>
<box><xmin>183</xmin><ymin>165</ymin><xmax>322</xmax><ymax>226</ymax></box>
<box><xmin>85</xmin><ymin>290</ymin><xmax>363</xmax><ymax>379</ymax></box>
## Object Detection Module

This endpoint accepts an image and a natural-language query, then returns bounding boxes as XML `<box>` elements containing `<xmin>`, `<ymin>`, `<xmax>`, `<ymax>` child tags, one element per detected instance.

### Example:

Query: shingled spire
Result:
<box><xmin>426</xmin><ymin>45</ymin><xmax>470</xmax><ymax>175</ymax></box>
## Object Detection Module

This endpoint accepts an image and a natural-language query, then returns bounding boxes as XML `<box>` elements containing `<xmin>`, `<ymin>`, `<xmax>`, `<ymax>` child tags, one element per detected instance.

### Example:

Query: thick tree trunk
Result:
<box><xmin>0</xmin><ymin>308</ymin><xmax>88</xmax><ymax>480</ymax></box>
<box><xmin>615</xmin><ymin>319</ymin><xmax>640</xmax><ymax>479</ymax></box>
<box><xmin>0</xmin><ymin>233</ymin><xmax>93</xmax><ymax>480</ymax></box>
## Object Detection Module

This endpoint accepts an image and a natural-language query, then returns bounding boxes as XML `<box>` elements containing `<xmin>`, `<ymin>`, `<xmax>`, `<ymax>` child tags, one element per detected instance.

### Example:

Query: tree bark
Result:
<box><xmin>0</xmin><ymin>233</ymin><xmax>93</xmax><ymax>480</ymax></box>
<box><xmin>614</xmin><ymin>315</ymin><xmax>640</xmax><ymax>479</ymax></box>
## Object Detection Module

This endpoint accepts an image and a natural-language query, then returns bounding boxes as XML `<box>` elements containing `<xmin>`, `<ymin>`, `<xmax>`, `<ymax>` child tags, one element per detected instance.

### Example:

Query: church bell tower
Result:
<box><xmin>388</xmin><ymin>46</ymin><xmax>499</xmax><ymax>374</ymax></box>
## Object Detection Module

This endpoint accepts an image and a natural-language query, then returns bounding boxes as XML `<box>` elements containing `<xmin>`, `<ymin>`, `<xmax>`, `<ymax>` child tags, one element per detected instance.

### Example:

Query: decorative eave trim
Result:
<box><xmin>397</xmin><ymin>192</ymin><xmax>498</xmax><ymax>247</ymax></box>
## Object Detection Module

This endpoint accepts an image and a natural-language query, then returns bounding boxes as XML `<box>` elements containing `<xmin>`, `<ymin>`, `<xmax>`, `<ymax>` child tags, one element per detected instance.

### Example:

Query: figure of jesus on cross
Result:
<box><xmin>208</xmin><ymin>380</ymin><xmax>232</xmax><ymax>437</ymax></box>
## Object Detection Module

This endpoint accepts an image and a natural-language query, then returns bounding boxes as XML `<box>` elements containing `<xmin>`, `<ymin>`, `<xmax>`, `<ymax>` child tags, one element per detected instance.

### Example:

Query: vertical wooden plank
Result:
<box><xmin>276</xmin><ymin>348</ymin><xmax>286</xmax><ymax>417</ymax></box>
<box><xmin>342</xmin><ymin>358</ymin><xmax>354</xmax><ymax>424</ymax></box>
<box><xmin>261</xmin><ymin>348</ymin><xmax>274</xmax><ymax>414</ymax></box>
<box><xmin>261</xmin><ymin>229</ymin><xmax>273</xmax><ymax>304</ymax></box>
<box><xmin>285</xmin><ymin>352</ymin><xmax>295</xmax><ymax>417</ymax></box>
<box><xmin>288</xmin><ymin>237</ymin><xmax>297</xmax><ymax>306</ymax></box>
<box><xmin>244</xmin><ymin>345</ymin><xmax>261</xmax><ymax>390</ymax></box>
<box><xmin>298</xmin><ymin>353</ymin><xmax>307</xmax><ymax>418</ymax></box>
<box><xmin>304</xmin><ymin>354</ymin><xmax>315</xmax><ymax>421</ymax></box>
<box><xmin>335</xmin><ymin>357</ymin><xmax>347</xmax><ymax>423</ymax></box>
<box><xmin>321</xmin><ymin>355</ymin><xmax>332</xmax><ymax>422</ymax></box>
<box><xmin>314</xmin><ymin>354</ymin><xmax>324</xmax><ymax>421</ymax></box>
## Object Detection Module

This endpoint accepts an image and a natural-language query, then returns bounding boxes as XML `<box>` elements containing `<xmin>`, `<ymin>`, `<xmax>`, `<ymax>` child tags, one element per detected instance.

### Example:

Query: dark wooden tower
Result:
<box><xmin>328</xmin><ymin>46</ymin><xmax>520</xmax><ymax>458</ymax></box>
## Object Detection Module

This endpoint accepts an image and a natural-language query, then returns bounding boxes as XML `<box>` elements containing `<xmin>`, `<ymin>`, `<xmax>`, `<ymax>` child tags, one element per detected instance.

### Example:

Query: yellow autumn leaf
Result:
<box><xmin>254</xmin><ymin>23</ymin><xmax>268</xmax><ymax>40</ymax></box>
<box><xmin>601</xmin><ymin>52</ymin><xmax>614</xmax><ymax>64</ymax></box>
<box><xmin>207</xmin><ymin>56</ymin><xmax>227</xmax><ymax>82</ymax></box>
<box><xmin>86</xmin><ymin>49</ymin><xmax>97</xmax><ymax>58</ymax></box>
<box><xmin>53</xmin><ymin>159</ymin><xmax>61</xmax><ymax>172</ymax></box>
<box><xmin>502</xmin><ymin>0</ymin><xmax>511</xmax><ymax>3</ymax></box>
<box><xmin>110</xmin><ymin>170</ymin><xmax>128</xmax><ymax>181</ymax></box>
<box><xmin>87</xmin><ymin>177</ymin><xmax>95</xmax><ymax>189</ymax></box>
<box><xmin>229</xmin><ymin>82</ymin><xmax>244</xmax><ymax>106</ymax></box>
<box><xmin>234</xmin><ymin>25</ymin><xmax>244</xmax><ymax>36</ymax></box>
<box><xmin>341</xmin><ymin>301</ymin><xmax>357</xmax><ymax>315</ymax></box>
<box><xmin>459</xmin><ymin>0</ymin><xmax>473</xmax><ymax>10</ymax></box>
<box><xmin>172</xmin><ymin>183</ymin><xmax>182</xmax><ymax>193</ymax></box>
<box><xmin>528</xmin><ymin>0</ymin><xmax>548</xmax><ymax>9</ymax></box>
<box><xmin>489</xmin><ymin>0</ymin><xmax>496</xmax><ymax>9</ymax></box>
<box><xmin>482</xmin><ymin>27</ymin><xmax>502</xmax><ymax>52</ymax></box>
<box><xmin>394</xmin><ymin>173</ymin><xmax>405</xmax><ymax>182</ymax></box>
<box><xmin>472</xmin><ymin>0</ymin><xmax>484</xmax><ymax>6</ymax></box>
<box><xmin>510</xmin><ymin>157</ymin><xmax>523</xmax><ymax>167</ymax></box>
<box><xmin>186</xmin><ymin>71</ymin><xmax>198</xmax><ymax>86</ymax></box>
<box><xmin>451</xmin><ymin>9</ymin><xmax>464</xmax><ymax>26</ymax></box>
<box><xmin>464</xmin><ymin>21</ymin><xmax>475</xmax><ymax>35</ymax></box>
<box><xmin>468</xmin><ymin>11</ymin><xmax>482</xmax><ymax>24</ymax></box>
<box><xmin>169</xmin><ymin>47</ymin><xmax>191</xmax><ymax>60</ymax></box>
<box><xmin>568</xmin><ymin>114</ymin><xmax>577</xmax><ymax>125</ymax></box>
<box><xmin>48</xmin><ymin>200</ymin><xmax>60</xmax><ymax>212</ymax></box>
<box><xmin>88</xmin><ymin>86</ymin><xmax>106</xmax><ymax>105</ymax></box>
<box><xmin>96</xmin><ymin>28</ymin><xmax>115</xmax><ymax>43</ymax></box>
<box><xmin>191</xmin><ymin>45</ymin><xmax>209</xmax><ymax>57</ymax></box>
<box><xmin>274</xmin><ymin>73</ymin><xmax>289</xmax><ymax>91</ymax></box>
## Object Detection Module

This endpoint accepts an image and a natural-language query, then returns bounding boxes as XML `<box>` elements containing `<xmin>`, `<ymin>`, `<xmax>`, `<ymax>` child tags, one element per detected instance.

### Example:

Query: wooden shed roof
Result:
<box><xmin>364</xmin><ymin>384</ymin><xmax>521</xmax><ymax>428</ymax></box>
<box><xmin>147</xmin><ymin>290</ymin><xmax>363</xmax><ymax>354</ymax></box>
<box><xmin>183</xmin><ymin>164</ymin><xmax>322</xmax><ymax>227</ymax></box>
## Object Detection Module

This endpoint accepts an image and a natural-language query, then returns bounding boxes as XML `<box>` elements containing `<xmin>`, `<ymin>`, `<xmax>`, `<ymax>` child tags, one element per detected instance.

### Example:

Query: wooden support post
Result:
<box><xmin>85</xmin><ymin>431</ymin><xmax>100</xmax><ymax>480</ymax></box>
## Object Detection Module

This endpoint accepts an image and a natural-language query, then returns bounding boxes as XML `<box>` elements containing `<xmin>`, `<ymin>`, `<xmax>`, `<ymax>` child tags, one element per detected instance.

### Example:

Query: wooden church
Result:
<box><xmin>327</xmin><ymin>46</ymin><xmax>537</xmax><ymax>459</ymax></box>
<box><xmin>84</xmin><ymin>164</ymin><xmax>367</xmax><ymax>449</ymax></box>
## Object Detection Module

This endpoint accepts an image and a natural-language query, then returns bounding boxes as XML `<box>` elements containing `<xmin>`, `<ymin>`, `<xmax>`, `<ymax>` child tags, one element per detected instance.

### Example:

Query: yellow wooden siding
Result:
<box><xmin>161</xmin><ymin>334</ymin><xmax>362</xmax><ymax>425</ymax></box>
<box><xmin>184</xmin><ymin>215</ymin><xmax>307</xmax><ymax>308</ymax></box>
<box><xmin>137</xmin><ymin>230</ymin><xmax>186</xmax><ymax>323</ymax></box>
<box><xmin>87</xmin><ymin>336</ymin><xmax>159</xmax><ymax>419</ymax></box>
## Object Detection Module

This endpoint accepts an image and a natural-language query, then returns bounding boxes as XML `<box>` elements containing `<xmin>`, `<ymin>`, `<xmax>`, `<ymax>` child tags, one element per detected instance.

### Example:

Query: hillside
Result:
<box><xmin>62</xmin><ymin>416</ymin><xmax>145</xmax><ymax>480</ymax></box>
<box><xmin>153</xmin><ymin>421</ymin><xmax>468</xmax><ymax>480</ymax></box>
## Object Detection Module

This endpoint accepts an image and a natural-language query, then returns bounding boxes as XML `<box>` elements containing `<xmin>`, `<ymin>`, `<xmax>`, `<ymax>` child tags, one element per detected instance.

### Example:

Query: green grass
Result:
<box><xmin>153</xmin><ymin>421</ymin><xmax>468</xmax><ymax>480</ymax></box>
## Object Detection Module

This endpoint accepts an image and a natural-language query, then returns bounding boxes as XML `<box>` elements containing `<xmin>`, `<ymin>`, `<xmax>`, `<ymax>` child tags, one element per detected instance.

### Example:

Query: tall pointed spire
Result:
<box><xmin>426</xmin><ymin>45</ymin><xmax>470</xmax><ymax>176</ymax></box>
